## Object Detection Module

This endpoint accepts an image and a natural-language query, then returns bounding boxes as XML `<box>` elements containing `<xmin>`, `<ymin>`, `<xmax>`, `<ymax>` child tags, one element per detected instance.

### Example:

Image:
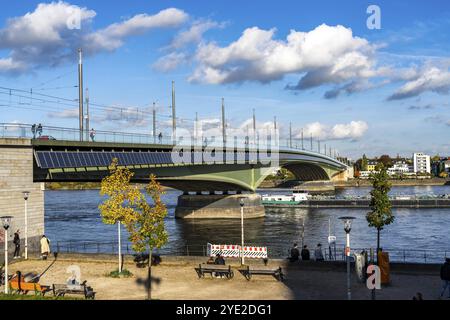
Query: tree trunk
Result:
<box><xmin>118</xmin><ymin>222</ymin><xmax>122</xmax><ymax>273</ymax></box>
<box><xmin>147</xmin><ymin>247</ymin><xmax>153</xmax><ymax>300</ymax></box>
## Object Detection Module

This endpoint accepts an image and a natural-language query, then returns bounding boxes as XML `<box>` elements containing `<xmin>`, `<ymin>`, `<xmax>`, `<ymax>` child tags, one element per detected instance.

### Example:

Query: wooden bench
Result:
<box><xmin>9</xmin><ymin>277</ymin><xmax>51</xmax><ymax>296</ymax></box>
<box><xmin>195</xmin><ymin>264</ymin><xmax>234</xmax><ymax>279</ymax></box>
<box><xmin>239</xmin><ymin>266</ymin><xmax>284</xmax><ymax>281</ymax></box>
<box><xmin>52</xmin><ymin>281</ymin><xmax>96</xmax><ymax>299</ymax></box>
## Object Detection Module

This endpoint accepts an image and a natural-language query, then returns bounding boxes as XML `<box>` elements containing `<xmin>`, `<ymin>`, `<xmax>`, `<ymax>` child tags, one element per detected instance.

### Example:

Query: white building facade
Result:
<box><xmin>413</xmin><ymin>153</ymin><xmax>431</xmax><ymax>174</ymax></box>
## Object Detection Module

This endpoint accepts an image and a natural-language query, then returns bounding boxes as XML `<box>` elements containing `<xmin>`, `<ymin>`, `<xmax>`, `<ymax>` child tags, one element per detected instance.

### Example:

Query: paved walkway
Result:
<box><xmin>1</xmin><ymin>254</ymin><xmax>445</xmax><ymax>300</ymax></box>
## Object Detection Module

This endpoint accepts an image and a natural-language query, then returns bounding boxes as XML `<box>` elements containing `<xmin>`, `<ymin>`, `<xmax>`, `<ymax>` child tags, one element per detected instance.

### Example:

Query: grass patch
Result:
<box><xmin>0</xmin><ymin>293</ymin><xmax>81</xmax><ymax>300</ymax></box>
<box><xmin>106</xmin><ymin>268</ymin><xmax>134</xmax><ymax>278</ymax></box>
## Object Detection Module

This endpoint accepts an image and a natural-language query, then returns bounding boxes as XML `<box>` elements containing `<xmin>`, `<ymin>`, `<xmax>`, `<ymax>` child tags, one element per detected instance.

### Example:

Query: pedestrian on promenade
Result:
<box><xmin>214</xmin><ymin>253</ymin><xmax>225</xmax><ymax>265</ymax></box>
<box><xmin>90</xmin><ymin>128</ymin><xmax>96</xmax><ymax>142</ymax></box>
<box><xmin>40</xmin><ymin>235</ymin><xmax>51</xmax><ymax>260</ymax></box>
<box><xmin>289</xmin><ymin>243</ymin><xmax>300</xmax><ymax>262</ymax></box>
<box><xmin>315</xmin><ymin>243</ymin><xmax>324</xmax><ymax>261</ymax></box>
<box><xmin>439</xmin><ymin>258</ymin><xmax>450</xmax><ymax>299</ymax></box>
<box><xmin>13</xmin><ymin>230</ymin><xmax>20</xmax><ymax>259</ymax></box>
<box><xmin>301</xmin><ymin>245</ymin><xmax>310</xmax><ymax>261</ymax></box>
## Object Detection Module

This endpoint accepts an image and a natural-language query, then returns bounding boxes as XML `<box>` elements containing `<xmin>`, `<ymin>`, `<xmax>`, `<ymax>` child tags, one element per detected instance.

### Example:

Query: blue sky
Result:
<box><xmin>0</xmin><ymin>0</ymin><xmax>449</xmax><ymax>159</ymax></box>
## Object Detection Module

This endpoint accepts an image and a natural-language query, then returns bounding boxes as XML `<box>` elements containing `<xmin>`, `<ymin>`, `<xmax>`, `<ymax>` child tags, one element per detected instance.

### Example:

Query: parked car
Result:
<box><xmin>36</xmin><ymin>135</ymin><xmax>56</xmax><ymax>141</ymax></box>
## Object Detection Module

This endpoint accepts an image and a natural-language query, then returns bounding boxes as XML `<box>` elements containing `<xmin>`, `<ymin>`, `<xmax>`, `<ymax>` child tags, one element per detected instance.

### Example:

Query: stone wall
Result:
<box><xmin>0</xmin><ymin>138</ymin><xmax>45</xmax><ymax>262</ymax></box>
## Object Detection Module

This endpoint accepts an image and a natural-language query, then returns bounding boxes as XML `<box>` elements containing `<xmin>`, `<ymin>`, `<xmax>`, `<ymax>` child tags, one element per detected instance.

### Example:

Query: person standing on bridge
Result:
<box><xmin>90</xmin><ymin>128</ymin><xmax>96</xmax><ymax>142</ymax></box>
<box><xmin>158</xmin><ymin>132</ymin><xmax>163</xmax><ymax>144</ymax></box>
<box><xmin>37</xmin><ymin>123</ymin><xmax>43</xmax><ymax>137</ymax></box>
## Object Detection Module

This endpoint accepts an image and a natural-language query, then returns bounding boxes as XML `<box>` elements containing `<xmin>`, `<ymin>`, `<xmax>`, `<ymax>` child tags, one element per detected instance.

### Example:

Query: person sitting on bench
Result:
<box><xmin>214</xmin><ymin>253</ymin><xmax>226</xmax><ymax>278</ymax></box>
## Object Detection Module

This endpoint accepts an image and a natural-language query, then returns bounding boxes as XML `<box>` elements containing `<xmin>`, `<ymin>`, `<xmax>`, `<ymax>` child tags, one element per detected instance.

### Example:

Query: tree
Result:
<box><xmin>361</xmin><ymin>154</ymin><xmax>368</xmax><ymax>171</ymax></box>
<box><xmin>99</xmin><ymin>158</ymin><xmax>141</xmax><ymax>273</ymax></box>
<box><xmin>127</xmin><ymin>175</ymin><xmax>168</xmax><ymax>300</ymax></box>
<box><xmin>378</xmin><ymin>155</ymin><xmax>393</xmax><ymax>168</ymax></box>
<box><xmin>366</xmin><ymin>164</ymin><xmax>395</xmax><ymax>260</ymax></box>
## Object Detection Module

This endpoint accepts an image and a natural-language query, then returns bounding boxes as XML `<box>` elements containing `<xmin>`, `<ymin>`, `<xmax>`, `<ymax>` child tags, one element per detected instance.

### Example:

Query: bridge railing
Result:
<box><xmin>0</xmin><ymin>123</ymin><xmax>348</xmax><ymax>166</ymax></box>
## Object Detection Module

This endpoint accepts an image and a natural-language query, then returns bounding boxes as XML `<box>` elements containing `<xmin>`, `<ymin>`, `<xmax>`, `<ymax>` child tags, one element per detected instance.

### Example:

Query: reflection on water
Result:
<box><xmin>45</xmin><ymin>186</ymin><xmax>450</xmax><ymax>259</ymax></box>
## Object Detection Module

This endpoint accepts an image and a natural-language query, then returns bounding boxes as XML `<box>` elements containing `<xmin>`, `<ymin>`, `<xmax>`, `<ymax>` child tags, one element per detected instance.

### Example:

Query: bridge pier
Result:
<box><xmin>175</xmin><ymin>193</ymin><xmax>265</xmax><ymax>219</ymax></box>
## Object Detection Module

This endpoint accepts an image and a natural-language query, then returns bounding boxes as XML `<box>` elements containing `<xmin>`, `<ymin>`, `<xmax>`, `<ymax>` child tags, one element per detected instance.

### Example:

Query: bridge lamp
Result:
<box><xmin>22</xmin><ymin>191</ymin><xmax>30</xmax><ymax>260</ymax></box>
<box><xmin>238</xmin><ymin>197</ymin><xmax>246</xmax><ymax>266</ymax></box>
<box><xmin>1</xmin><ymin>216</ymin><xmax>13</xmax><ymax>294</ymax></box>
<box><xmin>339</xmin><ymin>216</ymin><xmax>355</xmax><ymax>301</ymax></box>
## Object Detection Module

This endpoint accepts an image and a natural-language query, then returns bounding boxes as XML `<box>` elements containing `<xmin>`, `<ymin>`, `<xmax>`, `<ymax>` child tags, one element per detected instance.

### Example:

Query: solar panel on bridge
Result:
<box><xmin>35</xmin><ymin>151</ymin><xmax>175</xmax><ymax>169</ymax></box>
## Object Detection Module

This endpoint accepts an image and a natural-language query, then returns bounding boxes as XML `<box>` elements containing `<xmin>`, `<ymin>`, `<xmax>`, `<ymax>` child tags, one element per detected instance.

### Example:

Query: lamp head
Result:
<box><xmin>239</xmin><ymin>197</ymin><xmax>245</xmax><ymax>207</ymax></box>
<box><xmin>339</xmin><ymin>216</ymin><xmax>355</xmax><ymax>234</ymax></box>
<box><xmin>22</xmin><ymin>191</ymin><xmax>30</xmax><ymax>200</ymax></box>
<box><xmin>1</xmin><ymin>216</ymin><xmax>13</xmax><ymax>230</ymax></box>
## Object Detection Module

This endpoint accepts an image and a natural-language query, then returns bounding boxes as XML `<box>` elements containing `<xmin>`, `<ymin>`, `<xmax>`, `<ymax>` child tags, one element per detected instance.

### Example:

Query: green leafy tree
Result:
<box><xmin>366</xmin><ymin>164</ymin><xmax>395</xmax><ymax>258</ymax></box>
<box><xmin>99</xmin><ymin>158</ymin><xmax>141</xmax><ymax>272</ymax></box>
<box><xmin>128</xmin><ymin>175</ymin><xmax>168</xmax><ymax>300</ymax></box>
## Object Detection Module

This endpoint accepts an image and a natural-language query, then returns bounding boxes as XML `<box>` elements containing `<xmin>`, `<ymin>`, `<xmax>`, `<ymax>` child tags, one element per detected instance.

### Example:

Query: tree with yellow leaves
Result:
<box><xmin>128</xmin><ymin>174</ymin><xmax>168</xmax><ymax>300</ymax></box>
<box><xmin>99</xmin><ymin>158</ymin><xmax>141</xmax><ymax>273</ymax></box>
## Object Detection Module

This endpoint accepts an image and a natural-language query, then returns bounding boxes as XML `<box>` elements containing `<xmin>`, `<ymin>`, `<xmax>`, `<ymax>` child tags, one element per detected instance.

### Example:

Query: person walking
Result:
<box><xmin>40</xmin><ymin>235</ymin><xmax>51</xmax><ymax>260</ymax></box>
<box><xmin>301</xmin><ymin>245</ymin><xmax>310</xmax><ymax>261</ymax></box>
<box><xmin>13</xmin><ymin>230</ymin><xmax>21</xmax><ymax>259</ymax></box>
<box><xmin>315</xmin><ymin>243</ymin><xmax>324</xmax><ymax>261</ymax></box>
<box><xmin>89</xmin><ymin>128</ymin><xmax>96</xmax><ymax>142</ymax></box>
<box><xmin>289</xmin><ymin>243</ymin><xmax>300</xmax><ymax>262</ymax></box>
<box><xmin>37</xmin><ymin>123</ymin><xmax>43</xmax><ymax>137</ymax></box>
<box><xmin>158</xmin><ymin>132</ymin><xmax>163</xmax><ymax>144</ymax></box>
<box><xmin>439</xmin><ymin>258</ymin><xmax>450</xmax><ymax>299</ymax></box>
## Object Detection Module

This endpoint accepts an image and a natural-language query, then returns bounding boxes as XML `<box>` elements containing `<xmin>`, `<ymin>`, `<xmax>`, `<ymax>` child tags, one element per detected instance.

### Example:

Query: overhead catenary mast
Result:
<box><xmin>85</xmin><ymin>88</ymin><xmax>89</xmax><ymax>141</ymax></box>
<box><xmin>172</xmin><ymin>81</ymin><xmax>176</xmax><ymax>145</ymax></box>
<box><xmin>78</xmin><ymin>48</ymin><xmax>84</xmax><ymax>141</ymax></box>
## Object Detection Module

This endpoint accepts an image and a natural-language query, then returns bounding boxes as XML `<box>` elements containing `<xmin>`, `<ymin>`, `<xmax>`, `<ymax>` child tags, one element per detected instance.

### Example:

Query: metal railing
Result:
<box><xmin>0</xmin><ymin>123</ymin><xmax>348</xmax><ymax>166</ymax></box>
<box><xmin>50</xmin><ymin>240</ymin><xmax>448</xmax><ymax>264</ymax></box>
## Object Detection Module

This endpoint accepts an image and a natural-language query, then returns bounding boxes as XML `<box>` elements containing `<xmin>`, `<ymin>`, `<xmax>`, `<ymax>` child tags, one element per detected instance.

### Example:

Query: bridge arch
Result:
<box><xmin>282</xmin><ymin>162</ymin><xmax>331</xmax><ymax>181</ymax></box>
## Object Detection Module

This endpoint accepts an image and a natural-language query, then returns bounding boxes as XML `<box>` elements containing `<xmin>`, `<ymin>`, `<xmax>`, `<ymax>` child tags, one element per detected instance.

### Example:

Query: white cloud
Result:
<box><xmin>299</xmin><ymin>121</ymin><xmax>368</xmax><ymax>140</ymax></box>
<box><xmin>0</xmin><ymin>2</ymin><xmax>188</xmax><ymax>73</ymax></box>
<box><xmin>168</xmin><ymin>19</ymin><xmax>223</xmax><ymax>50</ymax></box>
<box><xmin>47</xmin><ymin>108</ymin><xmax>79</xmax><ymax>119</ymax></box>
<box><xmin>84</xmin><ymin>8</ymin><xmax>188</xmax><ymax>53</ymax></box>
<box><xmin>188</xmin><ymin>24</ymin><xmax>383</xmax><ymax>98</ymax></box>
<box><xmin>388</xmin><ymin>66</ymin><xmax>450</xmax><ymax>100</ymax></box>
<box><xmin>153</xmin><ymin>52</ymin><xmax>187</xmax><ymax>72</ymax></box>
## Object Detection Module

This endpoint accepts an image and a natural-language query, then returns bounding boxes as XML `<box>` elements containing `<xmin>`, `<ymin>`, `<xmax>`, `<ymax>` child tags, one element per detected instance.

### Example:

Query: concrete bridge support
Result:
<box><xmin>0</xmin><ymin>138</ymin><xmax>45</xmax><ymax>263</ymax></box>
<box><xmin>175</xmin><ymin>193</ymin><xmax>265</xmax><ymax>219</ymax></box>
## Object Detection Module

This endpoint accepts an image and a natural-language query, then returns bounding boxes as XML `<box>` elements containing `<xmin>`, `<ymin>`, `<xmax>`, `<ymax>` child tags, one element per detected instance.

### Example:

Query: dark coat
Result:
<box><xmin>441</xmin><ymin>261</ymin><xmax>450</xmax><ymax>281</ymax></box>
<box><xmin>301</xmin><ymin>248</ymin><xmax>310</xmax><ymax>261</ymax></box>
<box><xmin>290</xmin><ymin>247</ymin><xmax>300</xmax><ymax>261</ymax></box>
<box><xmin>13</xmin><ymin>233</ymin><xmax>20</xmax><ymax>246</ymax></box>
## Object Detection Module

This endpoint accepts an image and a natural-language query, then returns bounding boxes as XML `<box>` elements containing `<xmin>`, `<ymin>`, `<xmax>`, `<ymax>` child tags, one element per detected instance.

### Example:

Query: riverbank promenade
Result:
<box><xmin>1</xmin><ymin>254</ymin><xmax>445</xmax><ymax>300</ymax></box>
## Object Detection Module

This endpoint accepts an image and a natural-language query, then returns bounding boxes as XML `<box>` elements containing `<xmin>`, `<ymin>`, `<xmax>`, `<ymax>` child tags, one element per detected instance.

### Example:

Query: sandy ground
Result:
<box><xmin>2</xmin><ymin>257</ymin><xmax>445</xmax><ymax>300</ymax></box>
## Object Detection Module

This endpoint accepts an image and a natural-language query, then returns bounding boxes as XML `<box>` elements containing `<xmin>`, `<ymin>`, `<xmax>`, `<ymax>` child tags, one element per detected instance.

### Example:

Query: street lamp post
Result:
<box><xmin>22</xmin><ymin>191</ymin><xmax>29</xmax><ymax>260</ymax></box>
<box><xmin>339</xmin><ymin>216</ymin><xmax>355</xmax><ymax>301</ymax></box>
<box><xmin>1</xmin><ymin>216</ymin><xmax>13</xmax><ymax>294</ymax></box>
<box><xmin>239</xmin><ymin>198</ymin><xmax>245</xmax><ymax>266</ymax></box>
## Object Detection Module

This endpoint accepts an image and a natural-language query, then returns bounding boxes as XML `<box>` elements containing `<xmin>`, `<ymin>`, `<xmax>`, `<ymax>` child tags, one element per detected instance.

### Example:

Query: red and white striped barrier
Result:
<box><xmin>207</xmin><ymin>243</ymin><xmax>268</xmax><ymax>259</ymax></box>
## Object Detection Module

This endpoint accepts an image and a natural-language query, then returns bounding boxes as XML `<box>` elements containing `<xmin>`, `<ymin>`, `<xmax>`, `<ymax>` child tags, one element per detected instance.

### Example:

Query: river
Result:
<box><xmin>44</xmin><ymin>185</ymin><xmax>450</xmax><ymax>263</ymax></box>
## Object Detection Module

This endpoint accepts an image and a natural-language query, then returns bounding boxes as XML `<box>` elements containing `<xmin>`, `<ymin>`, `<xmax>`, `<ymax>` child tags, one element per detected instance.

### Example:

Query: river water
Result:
<box><xmin>44</xmin><ymin>186</ymin><xmax>450</xmax><ymax>263</ymax></box>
